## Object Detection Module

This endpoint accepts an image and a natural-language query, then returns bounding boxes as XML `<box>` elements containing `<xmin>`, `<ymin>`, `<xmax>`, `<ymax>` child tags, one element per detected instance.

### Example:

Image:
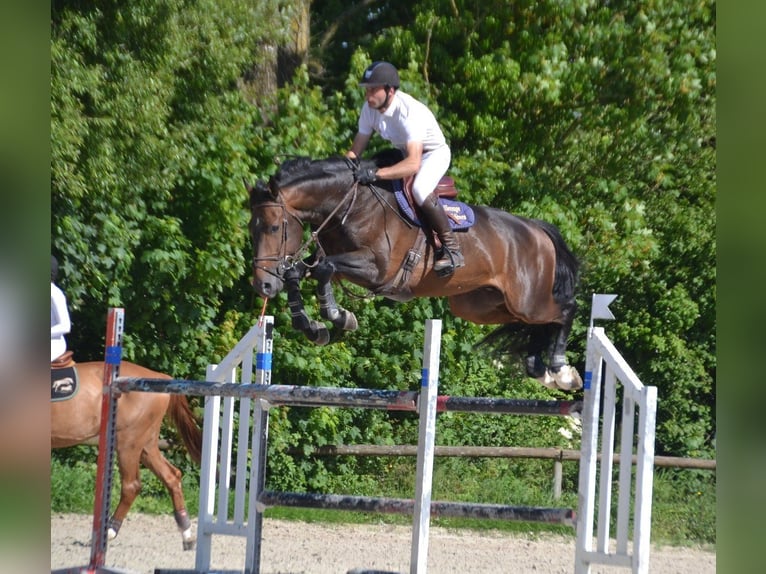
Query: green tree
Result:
<box><xmin>51</xmin><ymin>0</ymin><xmax>290</xmax><ymax>375</ymax></box>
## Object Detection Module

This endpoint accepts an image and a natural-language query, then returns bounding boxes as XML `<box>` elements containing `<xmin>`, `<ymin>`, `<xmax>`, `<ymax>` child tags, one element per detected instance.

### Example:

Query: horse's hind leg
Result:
<box><xmin>284</xmin><ymin>265</ymin><xmax>331</xmax><ymax>345</ymax></box>
<box><xmin>547</xmin><ymin>304</ymin><xmax>583</xmax><ymax>391</ymax></box>
<box><xmin>312</xmin><ymin>260</ymin><xmax>358</xmax><ymax>334</ymax></box>
<box><xmin>107</xmin><ymin>447</ymin><xmax>142</xmax><ymax>542</ymax></box>
<box><xmin>141</xmin><ymin>445</ymin><xmax>195</xmax><ymax>550</ymax></box>
<box><xmin>525</xmin><ymin>324</ymin><xmax>558</xmax><ymax>389</ymax></box>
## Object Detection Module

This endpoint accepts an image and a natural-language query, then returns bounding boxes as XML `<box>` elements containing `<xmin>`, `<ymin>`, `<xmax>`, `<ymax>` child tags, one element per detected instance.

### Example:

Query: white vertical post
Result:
<box><xmin>575</xmin><ymin>326</ymin><xmax>605</xmax><ymax>574</ymax></box>
<box><xmin>89</xmin><ymin>307</ymin><xmax>124</xmax><ymax>570</ymax></box>
<box><xmin>410</xmin><ymin>319</ymin><xmax>441</xmax><ymax>574</ymax></box>
<box><xmin>196</xmin><ymin>365</ymin><xmax>221</xmax><ymax>573</ymax></box>
<box><xmin>596</xmin><ymin>367</ymin><xmax>618</xmax><ymax>552</ymax></box>
<box><xmin>616</xmin><ymin>392</ymin><xmax>637</xmax><ymax>554</ymax></box>
<box><xmin>632</xmin><ymin>386</ymin><xmax>657</xmax><ymax>574</ymax></box>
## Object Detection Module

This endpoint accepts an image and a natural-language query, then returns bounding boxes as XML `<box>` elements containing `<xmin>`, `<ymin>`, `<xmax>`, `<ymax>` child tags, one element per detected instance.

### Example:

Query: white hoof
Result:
<box><xmin>182</xmin><ymin>527</ymin><xmax>195</xmax><ymax>551</ymax></box>
<box><xmin>107</xmin><ymin>527</ymin><xmax>118</xmax><ymax>541</ymax></box>
<box><xmin>537</xmin><ymin>370</ymin><xmax>559</xmax><ymax>389</ymax></box>
<box><xmin>552</xmin><ymin>365</ymin><xmax>583</xmax><ymax>391</ymax></box>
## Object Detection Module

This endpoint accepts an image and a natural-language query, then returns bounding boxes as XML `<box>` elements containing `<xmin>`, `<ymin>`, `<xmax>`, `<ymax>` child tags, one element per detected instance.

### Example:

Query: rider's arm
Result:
<box><xmin>375</xmin><ymin>140</ymin><xmax>423</xmax><ymax>180</ymax></box>
<box><xmin>347</xmin><ymin>132</ymin><xmax>371</xmax><ymax>160</ymax></box>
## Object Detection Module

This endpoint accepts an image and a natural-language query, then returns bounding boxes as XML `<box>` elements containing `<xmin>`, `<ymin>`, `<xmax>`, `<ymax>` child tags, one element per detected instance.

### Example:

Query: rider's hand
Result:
<box><xmin>356</xmin><ymin>167</ymin><xmax>377</xmax><ymax>186</ymax></box>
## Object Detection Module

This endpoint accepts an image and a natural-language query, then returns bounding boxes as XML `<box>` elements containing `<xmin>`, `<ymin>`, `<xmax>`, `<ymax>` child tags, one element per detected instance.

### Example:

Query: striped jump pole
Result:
<box><xmin>115</xmin><ymin>379</ymin><xmax>581</xmax><ymax>417</ymax></box>
<box><xmin>258</xmin><ymin>491</ymin><xmax>575</xmax><ymax>526</ymax></box>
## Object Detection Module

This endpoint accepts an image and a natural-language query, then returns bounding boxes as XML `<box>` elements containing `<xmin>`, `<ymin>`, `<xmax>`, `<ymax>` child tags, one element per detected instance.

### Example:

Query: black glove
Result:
<box><xmin>356</xmin><ymin>167</ymin><xmax>377</xmax><ymax>186</ymax></box>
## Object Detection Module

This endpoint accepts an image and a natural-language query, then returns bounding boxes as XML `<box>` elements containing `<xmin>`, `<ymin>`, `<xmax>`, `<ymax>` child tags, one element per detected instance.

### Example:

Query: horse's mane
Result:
<box><xmin>274</xmin><ymin>156</ymin><xmax>351</xmax><ymax>188</ymax></box>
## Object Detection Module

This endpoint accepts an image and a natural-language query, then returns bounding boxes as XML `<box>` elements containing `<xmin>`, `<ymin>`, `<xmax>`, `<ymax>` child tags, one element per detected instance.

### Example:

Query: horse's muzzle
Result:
<box><xmin>253</xmin><ymin>274</ymin><xmax>283</xmax><ymax>298</ymax></box>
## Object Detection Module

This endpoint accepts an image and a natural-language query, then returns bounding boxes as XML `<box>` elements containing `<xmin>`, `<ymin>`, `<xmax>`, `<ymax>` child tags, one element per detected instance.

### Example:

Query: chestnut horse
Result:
<box><xmin>247</xmin><ymin>154</ymin><xmax>582</xmax><ymax>390</ymax></box>
<box><xmin>51</xmin><ymin>361</ymin><xmax>202</xmax><ymax>549</ymax></box>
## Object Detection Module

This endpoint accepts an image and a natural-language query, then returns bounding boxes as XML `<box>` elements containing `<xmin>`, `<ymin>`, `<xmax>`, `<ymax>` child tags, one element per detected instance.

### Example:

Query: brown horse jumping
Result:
<box><xmin>51</xmin><ymin>361</ymin><xmax>202</xmax><ymax>549</ymax></box>
<box><xmin>247</xmin><ymin>154</ymin><xmax>582</xmax><ymax>390</ymax></box>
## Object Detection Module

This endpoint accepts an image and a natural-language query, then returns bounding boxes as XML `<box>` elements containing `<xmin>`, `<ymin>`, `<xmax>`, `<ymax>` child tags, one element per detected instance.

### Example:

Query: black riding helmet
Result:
<box><xmin>359</xmin><ymin>61</ymin><xmax>400</xmax><ymax>89</ymax></box>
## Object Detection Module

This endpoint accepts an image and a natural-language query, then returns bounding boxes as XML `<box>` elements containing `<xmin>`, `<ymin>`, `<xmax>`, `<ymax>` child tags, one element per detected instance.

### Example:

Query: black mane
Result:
<box><xmin>273</xmin><ymin>156</ymin><xmax>352</xmax><ymax>188</ymax></box>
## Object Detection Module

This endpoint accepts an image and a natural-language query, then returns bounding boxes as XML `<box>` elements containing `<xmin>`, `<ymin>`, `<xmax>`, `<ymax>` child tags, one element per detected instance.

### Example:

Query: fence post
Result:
<box><xmin>410</xmin><ymin>319</ymin><xmax>442</xmax><ymax>574</ymax></box>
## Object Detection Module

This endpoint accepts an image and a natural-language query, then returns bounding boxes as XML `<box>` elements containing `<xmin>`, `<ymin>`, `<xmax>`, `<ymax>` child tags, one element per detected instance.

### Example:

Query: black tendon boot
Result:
<box><xmin>420</xmin><ymin>192</ymin><xmax>464</xmax><ymax>277</ymax></box>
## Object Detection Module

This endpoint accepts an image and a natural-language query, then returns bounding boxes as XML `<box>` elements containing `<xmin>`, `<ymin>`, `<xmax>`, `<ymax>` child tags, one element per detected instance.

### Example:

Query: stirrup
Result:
<box><xmin>433</xmin><ymin>249</ymin><xmax>464</xmax><ymax>277</ymax></box>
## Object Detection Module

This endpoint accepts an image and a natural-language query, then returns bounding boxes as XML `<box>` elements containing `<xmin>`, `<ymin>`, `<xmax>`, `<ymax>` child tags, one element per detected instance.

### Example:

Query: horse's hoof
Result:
<box><xmin>537</xmin><ymin>370</ymin><xmax>559</xmax><ymax>390</ymax></box>
<box><xmin>307</xmin><ymin>321</ymin><xmax>331</xmax><ymax>345</ymax></box>
<box><xmin>552</xmin><ymin>365</ymin><xmax>583</xmax><ymax>391</ymax></box>
<box><xmin>342</xmin><ymin>311</ymin><xmax>358</xmax><ymax>331</ymax></box>
<box><xmin>181</xmin><ymin>525</ymin><xmax>195</xmax><ymax>551</ymax></box>
<box><xmin>107</xmin><ymin>528</ymin><xmax>118</xmax><ymax>541</ymax></box>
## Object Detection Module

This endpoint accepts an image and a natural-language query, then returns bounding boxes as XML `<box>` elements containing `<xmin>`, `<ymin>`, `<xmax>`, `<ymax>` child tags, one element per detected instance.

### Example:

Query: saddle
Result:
<box><xmin>51</xmin><ymin>350</ymin><xmax>74</xmax><ymax>369</ymax></box>
<box><xmin>51</xmin><ymin>351</ymin><xmax>79</xmax><ymax>401</ymax></box>
<box><xmin>395</xmin><ymin>175</ymin><xmax>475</xmax><ymax>230</ymax></box>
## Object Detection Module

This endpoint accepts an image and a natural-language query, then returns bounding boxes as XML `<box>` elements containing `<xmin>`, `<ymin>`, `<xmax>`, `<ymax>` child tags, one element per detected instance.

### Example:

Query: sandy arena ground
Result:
<box><xmin>50</xmin><ymin>512</ymin><xmax>715</xmax><ymax>573</ymax></box>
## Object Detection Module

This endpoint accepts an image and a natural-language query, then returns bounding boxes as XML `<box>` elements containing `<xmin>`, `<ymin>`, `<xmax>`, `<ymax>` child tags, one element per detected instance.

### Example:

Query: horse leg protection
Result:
<box><xmin>314</xmin><ymin>261</ymin><xmax>358</xmax><ymax>332</ymax></box>
<box><xmin>174</xmin><ymin>508</ymin><xmax>195</xmax><ymax>551</ymax></box>
<box><xmin>525</xmin><ymin>354</ymin><xmax>547</xmax><ymax>379</ymax></box>
<box><xmin>284</xmin><ymin>267</ymin><xmax>330</xmax><ymax>345</ymax></box>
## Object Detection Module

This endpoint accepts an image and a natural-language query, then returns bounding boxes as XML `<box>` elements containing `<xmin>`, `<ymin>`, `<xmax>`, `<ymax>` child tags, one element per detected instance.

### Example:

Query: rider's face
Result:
<box><xmin>365</xmin><ymin>85</ymin><xmax>390</xmax><ymax>110</ymax></box>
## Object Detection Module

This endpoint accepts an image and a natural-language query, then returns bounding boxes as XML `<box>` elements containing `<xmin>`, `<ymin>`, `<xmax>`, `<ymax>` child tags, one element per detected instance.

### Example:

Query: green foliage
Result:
<box><xmin>651</xmin><ymin>469</ymin><xmax>716</xmax><ymax>545</ymax></box>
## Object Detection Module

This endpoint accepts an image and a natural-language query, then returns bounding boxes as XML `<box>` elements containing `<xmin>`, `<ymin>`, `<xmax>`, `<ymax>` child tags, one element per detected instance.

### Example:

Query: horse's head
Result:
<box><xmin>245</xmin><ymin>177</ymin><xmax>305</xmax><ymax>298</ymax></box>
<box><xmin>246</xmin><ymin>156</ymin><xmax>364</xmax><ymax>297</ymax></box>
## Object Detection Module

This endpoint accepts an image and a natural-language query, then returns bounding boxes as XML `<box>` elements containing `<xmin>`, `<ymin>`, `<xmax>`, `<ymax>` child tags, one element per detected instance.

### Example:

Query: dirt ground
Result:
<box><xmin>50</xmin><ymin>512</ymin><xmax>715</xmax><ymax>574</ymax></box>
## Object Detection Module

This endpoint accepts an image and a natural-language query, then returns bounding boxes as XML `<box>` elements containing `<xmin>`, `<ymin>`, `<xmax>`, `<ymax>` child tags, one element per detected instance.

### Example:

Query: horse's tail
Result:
<box><xmin>477</xmin><ymin>220</ymin><xmax>579</xmax><ymax>362</ymax></box>
<box><xmin>476</xmin><ymin>323</ymin><xmax>557</xmax><ymax>360</ymax></box>
<box><xmin>167</xmin><ymin>395</ymin><xmax>203</xmax><ymax>465</ymax></box>
<box><xmin>534</xmin><ymin>219</ymin><xmax>580</xmax><ymax>309</ymax></box>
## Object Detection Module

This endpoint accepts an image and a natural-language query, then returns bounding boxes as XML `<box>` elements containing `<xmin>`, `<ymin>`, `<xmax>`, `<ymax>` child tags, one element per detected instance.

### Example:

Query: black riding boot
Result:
<box><xmin>420</xmin><ymin>192</ymin><xmax>464</xmax><ymax>277</ymax></box>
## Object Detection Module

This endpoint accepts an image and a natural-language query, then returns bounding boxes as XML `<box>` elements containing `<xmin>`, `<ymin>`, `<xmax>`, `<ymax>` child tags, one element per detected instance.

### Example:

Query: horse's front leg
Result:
<box><xmin>284</xmin><ymin>265</ymin><xmax>331</xmax><ymax>345</ymax></box>
<box><xmin>311</xmin><ymin>260</ymin><xmax>358</xmax><ymax>334</ymax></box>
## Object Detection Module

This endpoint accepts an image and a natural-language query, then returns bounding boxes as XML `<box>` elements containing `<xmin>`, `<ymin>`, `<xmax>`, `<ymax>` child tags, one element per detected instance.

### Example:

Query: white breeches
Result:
<box><xmin>411</xmin><ymin>145</ymin><xmax>451</xmax><ymax>205</ymax></box>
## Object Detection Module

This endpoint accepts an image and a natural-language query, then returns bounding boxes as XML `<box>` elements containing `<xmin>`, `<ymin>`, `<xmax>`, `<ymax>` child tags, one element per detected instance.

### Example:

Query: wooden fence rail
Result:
<box><xmin>291</xmin><ymin>444</ymin><xmax>716</xmax><ymax>471</ymax></box>
<box><xmin>85</xmin><ymin>438</ymin><xmax>715</xmax><ymax>471</ymax></box>
<box><xmin>289</xmin><ymin>444</ymin><xmax>714</xmax><ymax>502</ymax></box>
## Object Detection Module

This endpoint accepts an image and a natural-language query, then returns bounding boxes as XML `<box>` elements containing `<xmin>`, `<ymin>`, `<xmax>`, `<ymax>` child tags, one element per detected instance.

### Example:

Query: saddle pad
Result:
<box><xmin>51</xmin><ymin>365</ymin><xmax>79</xmax><ymax>402</ymax></box>
<box><xmin>394</xmin><ymin>187</ymin><xmax>475</xmax><ymax>230</ymax></box>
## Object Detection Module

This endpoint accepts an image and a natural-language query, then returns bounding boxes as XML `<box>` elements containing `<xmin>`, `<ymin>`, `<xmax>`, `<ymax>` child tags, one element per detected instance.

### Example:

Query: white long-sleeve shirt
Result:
<box><xmin>51</xmin><ymin>282</ymin><xmax>71</xmax><ymax>361</ymax></box>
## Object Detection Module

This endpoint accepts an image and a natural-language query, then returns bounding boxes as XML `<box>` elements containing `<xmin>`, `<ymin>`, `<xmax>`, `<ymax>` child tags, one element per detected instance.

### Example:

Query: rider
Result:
<box><xmin>51</xmin><ymin>255</ymin><xmax>71</xmax><ymax>362</ymax></box>
<box><xmin>346</xmin><ymin>61</ymin><xmax>464</xmax><ymax>276</ymax></box>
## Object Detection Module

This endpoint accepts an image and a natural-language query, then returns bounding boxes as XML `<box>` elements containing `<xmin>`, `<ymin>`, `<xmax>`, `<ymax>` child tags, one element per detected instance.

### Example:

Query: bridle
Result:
<box><xmin>251</xmin><ymin>174</ymin><xmax>362</xmax><ymax>280</ymax></box>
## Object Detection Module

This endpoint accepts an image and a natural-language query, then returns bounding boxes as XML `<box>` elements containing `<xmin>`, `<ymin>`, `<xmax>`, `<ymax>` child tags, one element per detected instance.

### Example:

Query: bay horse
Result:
<box><xmin>246</xmin><ymin>154</ymin><xmax>582</xmax><ymax>390</ymax></box>
<box><xmin>51</xmin><ymin>360</ymin><xmax>203</xmax><ymax>550</ymax></box>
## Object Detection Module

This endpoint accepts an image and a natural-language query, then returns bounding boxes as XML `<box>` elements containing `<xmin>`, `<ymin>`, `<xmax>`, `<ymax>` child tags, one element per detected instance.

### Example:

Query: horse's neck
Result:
<box><xmin>286</xmin><ymin>183</ymin><xmax>354</xmax><ymax>224</ymax></box>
